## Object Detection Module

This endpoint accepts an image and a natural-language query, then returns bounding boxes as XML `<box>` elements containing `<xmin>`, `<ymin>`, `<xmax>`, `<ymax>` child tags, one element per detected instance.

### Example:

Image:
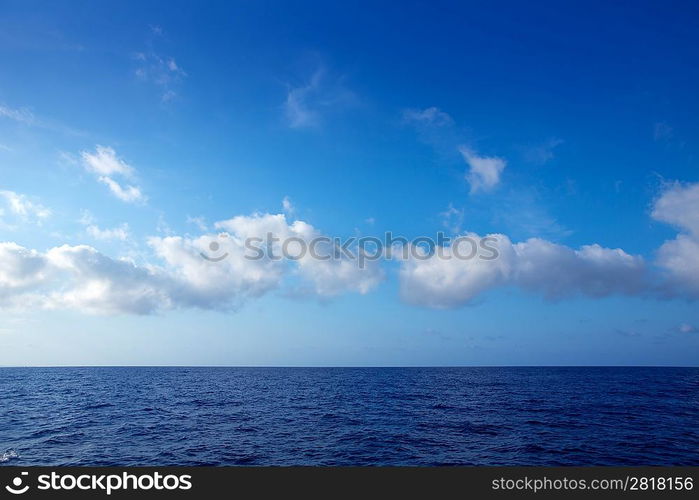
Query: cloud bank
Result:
<box><xmin>0</xmin><ymin>213</ymin><xmax>383</xmax><ymax>315</ymax></box>
<box><xmin>1</xmin><ymin>183</ymin><xmax>698</xmax><ymax>314</ymax></box>
<box><xmin>400</xmin><ymin>182</ymin><xmax>699</xmax><ymax>308</ymax></box>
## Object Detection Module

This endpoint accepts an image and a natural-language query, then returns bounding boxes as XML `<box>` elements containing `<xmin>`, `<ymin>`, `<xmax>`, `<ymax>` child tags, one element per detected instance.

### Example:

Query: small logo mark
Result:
<box><xmin>6</xmin><ymin>472</ymin><xmax>29</xmax><ymax>495</ymax></box>
<box><xmin>200</xmin><ymin>234</ymin><xmax>229</xmax><ymax>262</ymax></box>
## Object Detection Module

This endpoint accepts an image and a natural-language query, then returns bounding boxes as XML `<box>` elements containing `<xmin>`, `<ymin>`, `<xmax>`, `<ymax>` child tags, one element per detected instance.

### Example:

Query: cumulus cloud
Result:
<box><xmin>80</xmin><ymin>146</ymin><xmax>146</xmax><ymax>204</ymax></box>
<box><xmin>214</xmin><ymin>213</ymin><xmax>384</xmax><ymax>297</ymax></box>
<box><xmin>3</xmin><ymin>182</ymin><xmax>698</xmax><ymax>315</ymax></box>
<box><xmin>0</xmin><ymin>212</ymin><xmax>383</xmax><ymax>315</ymax></box>
<box><xmin>459</xmin><ymin>147</ymin><xmax>506</xmax><ymax>193</ymax></box>
<box><xmin>0</xmin><ymin>242</ymin><xmax>170</xmax><ymax>313</ymax></box>
<box><xmin>400</xmin><ymin>235</ymin><xmax>645</xmax><ymax>308</ymax></box>
<box><xmin>400</xmin><ymin>181</ymin><xmax>699</xmax><ymax>309</ymax></box>
<box><xmin>651</xmin><ymin>181</ymin><xmax>699</xmax><ymax>237</ymax></box>
<box><xmin>652</xmin><ymin>181</ymin><xmax>699</xmax><ymax>298</ymax></box>
<box><xmin>399</xmin><ymin>235</ymin><xmax>514</xmax><ymax>308</ymax></box>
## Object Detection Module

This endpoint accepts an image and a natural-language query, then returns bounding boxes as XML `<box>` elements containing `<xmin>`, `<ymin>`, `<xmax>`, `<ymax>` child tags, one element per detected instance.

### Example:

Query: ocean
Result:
<box><xmin>1</xmin><ymin>367</ymin><xmax>697</xmax><ymax>466</ymax></box>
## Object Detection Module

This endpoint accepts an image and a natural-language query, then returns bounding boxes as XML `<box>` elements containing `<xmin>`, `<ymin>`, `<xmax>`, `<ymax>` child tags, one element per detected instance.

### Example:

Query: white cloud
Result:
<box><xmin>399</xmin><ymin>235</ymin><xmax>514</xmax><ymax>308</ymax></box>
<box><xmin>0</xmin><ymin>243</ymin><xmax>48</xmax><ymax>291</ymax></box>
<box><xmin>80</xmin><ymin>146</ymin><xmax>146</xmax><ymax>204</ymax></box>
<box><xmin>80</xmin><ymin>210</ymin><xmax>129</xmax><ymax>240</ymax></box>
<box><xmin>0</xmin><ymin>190</ymin><xmax>51</xmax><ymax>228</ymax></box>
<box><xmin>400</xmin><ymin>182</ymin><xmax>699</xmax><ymax>308</ymax></box>
<box><xmin>86</xmin><ymin>223</ymin><xmax>129</xmax><ymax>241</ymax></box>
<box><xmin>3</xmin><ymin>182</ymin><xmax>698</xmax><ymax>315</ymax></box>
<box><xmin>0</xmin><ymin>212</ymin><xmax>383</xmax><ymax>315</ymax></box>
<box><xmin>652</xmin><ymin>181</ymin><xmax>699</xmax><ymax>298</ymax></box>
<box><xmin>98</xmin><ymin>176</ymin><xmax>145</xmax><ymax>203</ymax></box>
<box><xmin>81</xmin><ymin>145</ymin><xmax>134</xmax><ymax>177</ymax></box>
<box><xmin>651</xmin><ymin>181</ymin><xmax>699</xmax><ymax>237</ymax></box>
<box><xmin>513</xmin><ymin>239</ymin><xmax>646</xmax><ymax>299</ymax></box>
<box><xmin>214</xmin><ymin>213</ymin><xmax>384</xmax><ymax>297</ymax></box>
<box><xmin>655</xmin><ymin>234</ymin><xmax>699</xmax><ymax>297</ymax></box>
<box><xmin>402</xmin><ymin>107</ymin><xmax>453</xmax><ymax>127</ymax></box>
<box><xmin>400</xmin><ymin>235</ymin><xmax>646</xmax><ymax>309</ymax></box>
<box><xmin>0</xmin><ymin>191</ymin><xmax>51</xmax><ymax>219</ymax></box>
<box><xmin>459</xmin><ymin>147</ymin><xmax>506</xmax><ymax>193</ymax></box>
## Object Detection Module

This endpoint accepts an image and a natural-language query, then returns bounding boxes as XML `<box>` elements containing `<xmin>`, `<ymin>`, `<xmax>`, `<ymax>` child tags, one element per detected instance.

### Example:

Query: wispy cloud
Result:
<box><xmin>678</xmin><ymin>323</ymin><xmax>698</xmax><ymax>334</ymax></box>
<box><xmin>0</xmin><ymin>104</ymin><xmax>36</xmax><ymax>125</ymax></box>
<box><xmin>186</xmin><ymin>215</ymin><xmax>208</xmax><ymax>232</ymax></box>
<box><xmin>654</xmin><ymin>122</ymin><xmax>673</xmax><ymax>142</ymax></box>
<box><xmin>284</xmin><ymin>67</ymin><xmax>356</xmax><ymax>128</ymax></box>
<box><xmin>522</xmin><ymin>138</ymin><xmax>563</xmax><ymax>165</ymax></box>
<box><xmin>134</xmin><ymin>27</ymin><xmax>187</xmax><ymax>103</ymax></box>
<box><xmin>439</xmin><ymin>203</ymin><xmax>464</xmax><ymax>234</ymax></box>
<box><xmin>402</xmin><ymin>107</ymin><xmax>453</xmax><ymax>127</ymax></box>
<box><xmin>79</xmin><ymin>211</ymin><xmax>129</xmax><ymax>241</ymax></box>
<box><xmin>0</xmin><ymin>190</ymin><xmax>51</xmax><ymax>229</ymax></box>
<box><xmin>282</xmin><ymin>196</ymin><xmax>295</xmax><ymax>216</ymax></box>
<box><xmin>0</xmin><ymin>103</ymin><xmax>85</xmax><ymax>136</ymax></box>
<box><xmin>80</xmin><ymin>146</ymin><xmax>146</xmax><ymax>204</ymax></box>
<box><xmin>459</xmin><ymin>146</ymin><xmax>506</xmax><ymax>194</ymax></box>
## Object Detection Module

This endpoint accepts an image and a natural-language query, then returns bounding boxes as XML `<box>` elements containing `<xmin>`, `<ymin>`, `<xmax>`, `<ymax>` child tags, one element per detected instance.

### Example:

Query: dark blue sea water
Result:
<box><xmin>1</xmin><ymin>367</ymin><xmax>697</xmax><ymax>466</ymax></box>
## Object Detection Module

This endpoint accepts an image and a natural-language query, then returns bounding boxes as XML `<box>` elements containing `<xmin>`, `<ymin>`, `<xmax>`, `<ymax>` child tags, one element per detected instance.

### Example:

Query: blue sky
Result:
<box><xmin>1</xmin><ymin>0</ymin><xmax>698</xmax><ymax>366</ymax></box>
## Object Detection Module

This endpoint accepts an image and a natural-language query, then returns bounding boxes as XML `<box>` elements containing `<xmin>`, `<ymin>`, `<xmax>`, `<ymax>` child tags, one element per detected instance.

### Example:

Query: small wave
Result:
<box><xmin>0</xmin><ymin>450</ymin><xmax>19</xmax><ymax>463</ymax></box>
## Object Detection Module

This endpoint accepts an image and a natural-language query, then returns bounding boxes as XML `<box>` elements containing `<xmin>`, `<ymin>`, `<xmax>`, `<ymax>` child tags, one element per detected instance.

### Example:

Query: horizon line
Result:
<box><xmin>1</xmin><ymin>364</ymin><xmax>697</xmax><ymax>369</ymax></box>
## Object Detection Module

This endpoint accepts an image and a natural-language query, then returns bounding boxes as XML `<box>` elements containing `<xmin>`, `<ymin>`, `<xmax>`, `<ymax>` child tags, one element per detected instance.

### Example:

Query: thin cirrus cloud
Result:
<box><xmin>80</xmin><ymin>146</ymin><xmax>146</xmax><ymax>204</ymax></box>
<box><xmin>402</xmin><ymin>107</ymin><xmax>454</xmax><ymax>127</ymax></box>
<box><xmin>0</xmin><ymin>104</ymin><xmax>36</xmax><ymax>125</ymax></box>
<box><xmin>284</xmin><ymin>67</ymin><xmax>356</xmax><ymax>128</ymax></box>
<box><xmin>133</xmin><ymin>27</ymin><xmax>187</xmax><ymax>103</ymax></box>
<box><xmin>79</xmin><ymin>211</ymin><xmax>129</xmax><ymax>241</ymax></box>
<box><xmin>0</xmin><ymin>103</ymin><xmax>85</xmax><ymax>136</ymax></box>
